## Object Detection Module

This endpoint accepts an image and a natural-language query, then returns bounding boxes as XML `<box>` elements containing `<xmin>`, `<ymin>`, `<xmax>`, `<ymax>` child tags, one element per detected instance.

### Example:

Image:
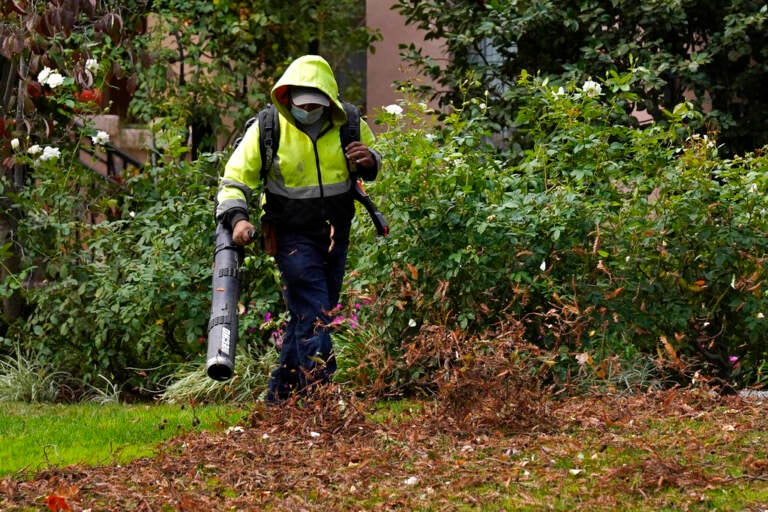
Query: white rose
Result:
<box><xmin>85</xmin><ymin>58</ymin><xmax>99</xmax><ymax>73</ymax></box>
<box><xmin>37</xmin><ymin>67</ymin><xmax>52</xmax><ymax>85</ymax></box>
<box><xmin>27</xmin><ymin>144</ymin><xmax>42</xmax><ymax>156</ymax></box>
<box><xmin>383</xmin><ymin>104</ymin><xmax>404</xmax><ymax>116</ymax></box>
<box><xmin>581</xmin><ymin>79</ymin><xmax>602</xmax><ymax>98</ymax></box>
<box><xmin>39</xmin><ymin>146</ymin><xmax>61</xmax><ymax>161</ymax></box>
<box><xmin>91</xmin><ymin>130</ymin><xmax>110</xmax><ymax>145</ymax></box>
<box><xmin>11</xmin><ymin>138</ymin><xmax>20</xmax><ymax>150</ymax></box>
<box><xmin>45</xmin><ymin>72</ymin><xmax>65</xmax><ymax>89</ymax></box>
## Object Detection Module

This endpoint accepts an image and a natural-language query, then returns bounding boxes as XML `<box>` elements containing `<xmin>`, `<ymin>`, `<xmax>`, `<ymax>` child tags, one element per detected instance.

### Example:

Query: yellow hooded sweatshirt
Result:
<box><xmin>216</xmin><ymin>55</ymin><xmax>379</xmax><ymax>236</ymax></box>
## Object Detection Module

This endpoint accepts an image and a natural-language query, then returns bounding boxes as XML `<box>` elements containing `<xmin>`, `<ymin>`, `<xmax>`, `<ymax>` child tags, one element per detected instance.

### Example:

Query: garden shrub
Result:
<box><xmin>3</xmin><ymin>66</ymin><xmax>767</xmax><ymax>398</ymax></box>
<box><xmin>2</xmin><ymin>121</ymin><xmax>284</xmax><ymax>392</ymax></box>
<box><xmin>347</xmin><ymin>73</ymin><xmax>768</xmax><ymax>392</ymax></box>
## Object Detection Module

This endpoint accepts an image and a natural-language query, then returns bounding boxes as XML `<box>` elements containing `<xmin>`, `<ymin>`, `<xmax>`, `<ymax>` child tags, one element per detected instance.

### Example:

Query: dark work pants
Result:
<box><xmin>266</xmin><ymin>229</ymin><xmax>347</xmax><ymax>402</ymax></box>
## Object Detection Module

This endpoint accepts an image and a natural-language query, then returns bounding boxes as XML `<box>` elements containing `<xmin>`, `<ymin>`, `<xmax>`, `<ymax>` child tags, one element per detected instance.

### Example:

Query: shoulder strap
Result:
<box><xmin>257</xmin><ymin>104</ymin><xmax>278</xmax><ymax>182</ymax></box>
<box><xmin>231</xmin><ymin>105</ymin><xmax>276</xmax><ymax>183</ymax></box>
<box><xmin>340</xmin><ymin>102</ymin><xmax>360</xmax><ymax>148</ymax></box>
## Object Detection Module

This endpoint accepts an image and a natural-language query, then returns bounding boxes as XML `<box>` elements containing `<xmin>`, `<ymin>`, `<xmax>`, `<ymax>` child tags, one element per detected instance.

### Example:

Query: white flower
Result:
<box><xmin>553</xmin><ymin>86</ymin><xmax>565</xmax><ymax>97</ymax></box>
<box><xmin>27</xmin><ymin>144</ymin><xmax>42</xmax><ymax>156</ymax></box>
<box><xmin>85</xmin><ymin>58</ymin><xmax>99</xmax><ymax>73</ymax></box>
<box><xmin>383</xmin><ymin>104</ymin><xmax>404</xmax><ymax>116</ymax></box>
<box><xmin>749</xmin><ymin>183</ymin><xmax>758</xmax><ymax>194</ymax></box>
<box><xmin>37</xmin><ymin>67</ymin><xmax>52</xmax><ymax>85</ymax></box>
<box><xmin>91</xmin><ymin>130</ymin><xmax>110</xmax><ymax>145</ymax></box>
<box><xmin>11</xmin><ymin>138</ymin><xmax>19</xmax><ymax>150</ymax></box>
<box><xmin>38</xmin><ymin>67</ymin><xmax>65</xmax><ymax>89</ymax></box>
<box><xmin>581</xmin><ymin>79</ymin><xmax>602</xmax><ymax>98</ymax></box>
<box><xmin>129</xmin><ymin>211</ymin><xmax>136</xmax><ymax>218</ymax></box>
<box><xmin>45</xmin><ymin>72</ymin><xmax>65</xmax><ymax>89</ymax></box>
<box><xmin>39</xmin><ymin>146</ymin><xmax>61</xmax><ymax>161</ymax></box>
<box><xmin>540</xmin><ymin>259</ymin><xmax>547</xmax><ymax>271</ymax></box>
<box><xmin>408</xmin><ymin>318</ymin><xmax>417</xmax><ymax>328</ymax></box>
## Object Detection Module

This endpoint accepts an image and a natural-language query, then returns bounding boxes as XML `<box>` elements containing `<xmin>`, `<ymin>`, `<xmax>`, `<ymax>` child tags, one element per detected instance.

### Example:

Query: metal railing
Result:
<box><xmin>78</xmin><ymin>136</ymin><xmax>144</xmax><ymax>181</ymax></box>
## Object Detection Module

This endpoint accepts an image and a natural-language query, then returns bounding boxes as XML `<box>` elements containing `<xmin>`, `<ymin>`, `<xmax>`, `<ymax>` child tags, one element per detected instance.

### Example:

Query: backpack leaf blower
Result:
<box><xmin>205</xmin><ymin>222</ymin><xmax>243</xmax><ymax>381</ymax></box>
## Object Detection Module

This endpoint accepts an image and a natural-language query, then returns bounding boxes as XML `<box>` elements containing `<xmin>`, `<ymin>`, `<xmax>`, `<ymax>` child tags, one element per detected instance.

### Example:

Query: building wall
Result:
<box><xmin>365</xmin><ymin>1</ymin><xmax>444</xmax><ymax>119</ymax></box>
<box><xmin>89</xmin><ymin>3</ymin><xmax>443</xmax><ymax>162</ymax></box>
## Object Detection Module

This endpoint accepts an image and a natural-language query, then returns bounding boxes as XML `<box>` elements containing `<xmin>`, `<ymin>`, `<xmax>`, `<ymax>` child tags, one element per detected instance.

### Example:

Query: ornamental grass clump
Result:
<box><xmin>0</xmin><ymin>344</ymin><xmax>68</xmax><ymax>403</ymax></box>
<box><xmin>161</xmin><ymin>343</ymin><xmax>276</xmax><ymax>403</ymax></box>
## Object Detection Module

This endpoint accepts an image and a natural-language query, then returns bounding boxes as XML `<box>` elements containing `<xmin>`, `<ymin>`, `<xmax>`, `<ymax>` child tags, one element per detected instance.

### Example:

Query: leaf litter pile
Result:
<box><xmin>2</xmin><ymin>386</ymin><xmax>767</xmax><ymax>511</ymax></box>
<box><xmin>2</xmin><ymin>327</ymin><xmax>768</xmax><ymax>511</ymax></box>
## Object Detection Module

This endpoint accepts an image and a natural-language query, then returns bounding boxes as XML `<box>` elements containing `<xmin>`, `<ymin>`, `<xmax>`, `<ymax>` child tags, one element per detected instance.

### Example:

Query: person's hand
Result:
<box><xmin>232</xmin><ymin>219</ymin><xmax>257</xmax><ymax>246</ymax></box>
<box><xmin>345</xmin><ymin>141</ymin><xmax>375</xmax><ymax>169</ymax></box>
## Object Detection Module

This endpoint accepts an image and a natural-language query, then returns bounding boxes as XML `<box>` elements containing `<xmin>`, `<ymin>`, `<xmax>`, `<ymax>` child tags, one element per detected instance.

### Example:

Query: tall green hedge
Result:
<box><xmin>3</xmin><ymin>71</ymin><xmax>767</xmax><ymax>393</ymax></box>
<box><xmin>347</xmin><ymin>73</ymin><xmax>768</xmax><ymax>389</ymax></box>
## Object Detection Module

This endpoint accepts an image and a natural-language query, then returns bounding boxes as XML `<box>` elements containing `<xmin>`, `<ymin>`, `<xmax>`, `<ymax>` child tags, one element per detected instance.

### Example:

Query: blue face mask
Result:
<box><xmin>291</xmin><ymin>105</ymin><xmax>324</xmax><ymax>125</ymax></box>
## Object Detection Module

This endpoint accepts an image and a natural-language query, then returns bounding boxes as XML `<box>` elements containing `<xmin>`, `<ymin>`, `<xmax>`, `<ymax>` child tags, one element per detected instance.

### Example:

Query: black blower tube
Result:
<box><xmin>205</xmin><ymin>222</ymin><xmax>243</xmax><ymax>381</ymax></box>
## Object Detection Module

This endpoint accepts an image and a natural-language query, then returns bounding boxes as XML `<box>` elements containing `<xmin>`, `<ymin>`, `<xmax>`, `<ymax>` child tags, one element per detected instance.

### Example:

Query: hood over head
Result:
<box><xmin>272</xmin><ymin>55</ymin><xmax>346</xmax><ymax>124</ymax></box>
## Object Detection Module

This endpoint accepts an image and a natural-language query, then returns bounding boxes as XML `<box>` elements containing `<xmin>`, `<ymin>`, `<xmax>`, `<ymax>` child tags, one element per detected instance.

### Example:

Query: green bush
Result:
<box><xmin>1</xmin><ymin>121</ymin><xmax>285</xmax><ymax>391</ymax></box>
<box><xmin>4</xmin><ymin>67</ymin><xmax>768</xmax><ymax>397</ymax></box>
<box><xmin>347</xmin><ymin>73</ymin><xmax>768</xmax><ymax>390</ymax></box>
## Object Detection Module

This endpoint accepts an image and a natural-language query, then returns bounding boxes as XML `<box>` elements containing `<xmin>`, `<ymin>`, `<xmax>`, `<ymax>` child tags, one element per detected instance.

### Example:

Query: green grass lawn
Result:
<box><xmin>0</xmin><ymin>401</ymin><xmax>246</xmax><ymax>476</ymax></box>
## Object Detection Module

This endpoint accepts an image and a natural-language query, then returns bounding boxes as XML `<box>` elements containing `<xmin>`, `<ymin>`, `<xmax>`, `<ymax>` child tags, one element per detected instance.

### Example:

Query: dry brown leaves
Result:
<box><xmin>2</xmin><ymin>384</ymin><xmax>767</xmax><ymax>512</ymax></box>
<box><xmin>4</xmin><ymin>317</ymin><xmax>768</xmax><ymax>510</ymax></box>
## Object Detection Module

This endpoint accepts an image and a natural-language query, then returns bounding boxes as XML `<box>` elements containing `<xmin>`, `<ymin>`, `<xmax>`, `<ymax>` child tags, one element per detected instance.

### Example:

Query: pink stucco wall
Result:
<box><xmin>365</xmin><ymin>1</ymin><xmax>444</xmax><ymax>119</ymax></box>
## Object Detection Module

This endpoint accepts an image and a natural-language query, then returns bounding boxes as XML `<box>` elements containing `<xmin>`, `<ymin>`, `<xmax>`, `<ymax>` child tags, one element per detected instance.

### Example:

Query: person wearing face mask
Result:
<box><xmin>215</xmin><ymin>55</ymin><xmax>381</xmax><ymax>404</ymax></box>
